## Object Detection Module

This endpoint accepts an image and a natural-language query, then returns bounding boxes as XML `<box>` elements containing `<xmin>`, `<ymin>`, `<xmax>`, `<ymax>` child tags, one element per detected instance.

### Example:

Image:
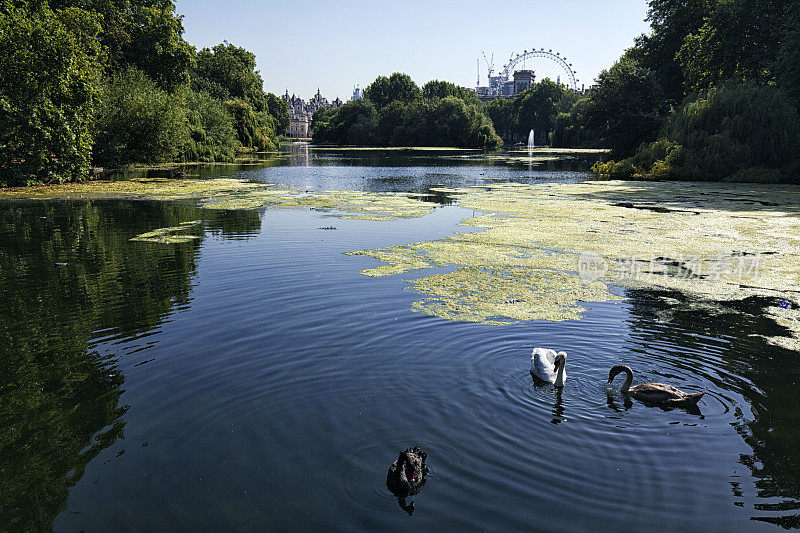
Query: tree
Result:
<box><xmin>181</xmin><ymin>89</ymin><xmax>239</xmax><ymax>162</ymax></box>
<box><xmin>582</xmin><ymin>55</ymin><xmax>666</xmax><ymax>156</ymax></box>
<box><xmin>595</xmin><ymin>83</ymin><xmax>800</xmax><ymax>183</ymax></box>
<box><xmin>194</xmin><ymin>42</ymin><xmax>268</xmax><ymax>111</ymax></box>
<box><xmin>363</xmin><ymin>72</ymin><xmax>421</xmax><ymax>109</ymax></box>
<box><xmin>93</xmin><ymin>68</ymin><xmax>187</xmax><ymax>167</ymax></box>
<box><xmin>483</xmin><ymin>98</ymin><xmax>515</xmax><ymax>141</ymax></box>
<box><xmin>422</xmin><ymin>80</ymin><xmax>479</xmax><ymax>105</ymax></box>
<box><xmin>0</xmin><ymin>3</ymin><xmax>102</xmax><ymax>186</ymax></box>
<box><xmin>678</xmin><ymin>0</ymin><xmax>782</xmax><ymax>93</ymax></box>
<box><xmin>513</xmin><ymin>79</ymin><xmax>577</xmax><ymax>143</ymax></box>
<box><xmin>224</xmin><ymin>98</ymin><xmax>276</xmax><ymax>151</ymax></box>
<box><xmin>266</xmin><ymin>92</ymin><xmax>289</xmax><ymax>136</ymax></box>
<box><xmin>630</xmin><ymin>0</ymin><xmax>712</xmax><ymax>104</ymax></box>
<box><xmin>50</xmin><ymin>0</ymin><xmax>194</xmax><ymax>92</ymax></box>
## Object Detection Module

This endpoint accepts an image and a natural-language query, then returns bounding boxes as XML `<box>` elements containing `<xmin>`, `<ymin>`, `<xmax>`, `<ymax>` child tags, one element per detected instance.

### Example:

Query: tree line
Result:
<box><xmin>0</xmin><ymin>0</ymin><xmax>287</xmax><ymax>186</ymax></box>
<box><xmin>3</xmin><ymin>0</ymin><xmax>798</xmax><ymax>186</ymax></box>
<box><xmin>312</xmin><ymin>74</ymin><xmax>503</xmax><ymax>150</ymax></box>
<box><xmin>580</xmin><ymin>0</ymin><xmax>800</xmax><ymax>182</ymax></box>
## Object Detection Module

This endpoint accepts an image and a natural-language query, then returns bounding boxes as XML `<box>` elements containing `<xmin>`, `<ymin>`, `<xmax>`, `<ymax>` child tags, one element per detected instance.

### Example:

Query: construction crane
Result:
<box><xmin>481</xmin><ymin>51</ymin><xmax>495</xmax><ymax>81</ymax></box>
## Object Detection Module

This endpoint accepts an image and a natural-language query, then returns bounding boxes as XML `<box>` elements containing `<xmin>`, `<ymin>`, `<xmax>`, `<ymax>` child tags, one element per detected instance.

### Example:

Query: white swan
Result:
<box><xmin>530</xmin><ymin>348</ymin><xmax>567</xmax><ymax>387</ymax></box>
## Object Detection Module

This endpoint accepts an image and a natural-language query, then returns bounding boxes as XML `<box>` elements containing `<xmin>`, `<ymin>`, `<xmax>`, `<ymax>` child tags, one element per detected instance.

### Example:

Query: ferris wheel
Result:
<box><xmin>499</xmin><ymin>48</ymin><xmax>579</xmax><ymax>90</ymax></box>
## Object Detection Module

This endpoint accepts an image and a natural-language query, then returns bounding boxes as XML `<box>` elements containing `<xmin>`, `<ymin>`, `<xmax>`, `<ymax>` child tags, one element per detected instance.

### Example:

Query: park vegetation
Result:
<box><xmin>3</xmin><ymin>0</ymin><xmax>799</xmax><ymax>186</ymax></box>
<box><xmin>312</xmin><ymin>74</ymin><xmax>502</xmax><ymax>150</ymax></box>
<box><xmin>0</xmin><ymin>1</ymin><xmax>287</xmax><ymax>187</ymax></box>
<box><xmin>584</xmin><ymin>0</ymin><xmax>800</xmax><ymax>182</ymax></box>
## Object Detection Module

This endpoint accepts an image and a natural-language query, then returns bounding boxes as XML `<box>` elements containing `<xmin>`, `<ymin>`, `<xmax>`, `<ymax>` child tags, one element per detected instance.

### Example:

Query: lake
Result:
<box><xmin>1</xmin><ymin>146</ymin><xmax>798</xmax><ymax>531</ymax></box>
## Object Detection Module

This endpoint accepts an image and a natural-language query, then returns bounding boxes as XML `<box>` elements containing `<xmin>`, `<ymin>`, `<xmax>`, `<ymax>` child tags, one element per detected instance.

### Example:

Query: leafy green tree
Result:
<box><xmin>0</xmin><ymin>3</ymin><xmax>102</xmax><ymax>186</ymax></box>
<box><xmin>778</xmin><ymin>2</ymin><xmax>800</xmax><ymax>105</ymax></box>
<box><xmin>181</xmin><ymin>89</ymin><xmax>239</xmax><ymax>162</ymax></box>
<box><xmin>483</xmin><ymin>97</ymin><xmax>515</xmax><ymax>141</ymax></box>
<box><xmin>93</xmin><ymin>68</ymin><xmax>187</xmax><ymax>167</ymax></box>
<box><xmin>267</xmin><ymin>92</ymin><xmax>289</xmax><ymax>136</ymax></box>
<box><xmin>630</xmin><ymin>0</ymin><xmax>712</xmax><ymax>104</ymax></box>
<box><xmin>551</xmin><ymin>96</ymin><xmax>601</xmax><ymax>148</ymax></box>
<box><xmin>50</xmin><ymin>0</ymin><xmax>194</xmax><ymax>92</ymax></box>
<box><xmin>422</xmin><ymin>80</ymin><xmax>479</xmax><ymax>105</ymax></box>
<box><xmin>595</xmin><ymin>83</ymin><xmax>800</xmax><ymax>182</ymax></box>
<box><xmin>224</xmin><ymin>98</ymin><xmax>276</xmax><ymax>151</ymax></box>
<box><xmin>513</xmin><ymin>79</ymin><xmax>577</xmax><ymax>143</ymax></box>
<box><xmin>582</xmin><ymin>55</ymin><xmax>666</xmax><ymax>156</ymax></box>
<box><xmin>363</xmin><ymin>72</ymin><xmax>421</xmax><ymax>109</ymax></box>
<box><xmin>376</xmin><ymin>100</ymin><xmax>408</xmax><ymax>145</ymax></box>
<box><xmin>195</xmin><ymin>42</ymin><xmax>268</xmax><ymax>111</ymax></box>
<box><xmin>118</xmin><ymin>0</ymin><xmax>194</xmax><ymax>91</ymax></box>
<box><xmin>678</xmin><ymin>0</ymin><xmax>782</xmax><ymax>92</ymax></box>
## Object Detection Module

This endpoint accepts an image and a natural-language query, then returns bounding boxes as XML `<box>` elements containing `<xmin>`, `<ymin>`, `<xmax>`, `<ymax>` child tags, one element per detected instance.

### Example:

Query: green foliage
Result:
<box><xmin>678</xmin><ymin>0</ymin><xmax>782</xmax><ymax>93</ymax></box>
<box><xmin>224</xmin><ymin>98</ymin><xmax>277</xmax><ymax>151</ymax></box>
<box><xmin>594</xmin><ymin>84</ymin><xmax>800</xmax><ymax>183</ymax></box>
<box><xmin>312</xmin><ymin>99</ymin><xmax>378</xmax><ymax>146</ymax></box>
<box><xmin>422</xmin><ymin>80</ymin><xmax>479</xmax><ymax>105</ymax></box>
<box><xmin>266</xmin><ymin>92</ymin><xmax>289</xmax><ymax>135</ymax></box>
<box><xmin>778</xmin><ymin>3</ymin><xmax>800</xmax><ymax>105</ymax></box>
<box><xmin>180</xmin><ymin>89</ymin><xmax>238</xmax><ymax>162</ymax></box>
<box><xmin>483</xmin><ymin>79</ymin><xmax>577</xmax><ymax>145</ymax></box>
<box><xmin>192</xmin><ymin>41</ymin><xmax>282</xmax><ymax>148</ymax></box>
<box><xmin>551</xmin><ymin>97</ymin><xmax>601</xmax><ymax>148</ymax></box>
<box><xmin>0</xmin><ymin>2</ymin><xmax>102</xmax><ymax>186</ymax></box>
<box><xmin>363</xmin><ymin>72</ymin><xmax>421</xmax><ymax>109</ymax></box>
<box><xmin>195</xmin><ymin>42</ymin><xmax>268</xmax><ymax>111</ymax></box>
<box><xmin>581</xmin><ymin>55</ymin><xmax>666</xmax><ymax>156</ymax></box>
<box><xmin>51</xmin><ymin>0</ymin><xmax>194</xmax><ymax>92</ymax></box>
<box><xmin>313</xmin><ymin>80</ymin><xmax>501</xmax><ymax>150</ymax></box>
<box><xmin>630</xmin><ymin>0</ymin><xmax>712</xmax><ymax>104</ymax></box>
<box><xmin>93</xmin><ymin>68</ymin><xmax>187</xmax><ymax>167</ymax></box>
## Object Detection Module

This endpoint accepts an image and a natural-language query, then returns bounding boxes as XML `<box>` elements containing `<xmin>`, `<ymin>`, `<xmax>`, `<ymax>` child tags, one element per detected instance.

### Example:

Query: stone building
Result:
<box><xmin>282</xmin><ymin>88</ymin><xmax>343</xmax><ymax>139</ymax></box>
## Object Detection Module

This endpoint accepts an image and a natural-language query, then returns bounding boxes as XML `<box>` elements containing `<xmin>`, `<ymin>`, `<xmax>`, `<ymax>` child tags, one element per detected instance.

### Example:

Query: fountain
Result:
<box><xmin>527</xmin><ymin>129</ymin><xmax>534</xmax><ymax>149</ymax></box>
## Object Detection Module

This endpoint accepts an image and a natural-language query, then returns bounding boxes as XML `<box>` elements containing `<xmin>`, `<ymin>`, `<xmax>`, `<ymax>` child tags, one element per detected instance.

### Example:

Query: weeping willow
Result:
<box><xmin>594</xmin><ymin>83</ymin><xmax>800</xmax><ymax>183</ymax></box>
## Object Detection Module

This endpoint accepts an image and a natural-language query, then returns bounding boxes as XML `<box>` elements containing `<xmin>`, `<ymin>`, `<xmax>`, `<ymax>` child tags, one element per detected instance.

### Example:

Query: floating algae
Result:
<box><xmin>130</xmin><ymin>221</ymin><xmax>202</xmax><ymax>244</ymax></box>
<box><xmin>348</xmin><ymin>180</ymin><xmax>800</xmax><ymax>340</ymax></box>
<box><xmin>0</xmin><ymin>178</ymin><xmax>435</xmax><ymax>220</ymax></box>
<box><xmin>5</xmin><ymin>175</ymin><xmax>800</xmax><ymax>344</ymax></box>
<box><xmin>757</xmin><ymin>302</ymin><xmax>800</xmax><ymax>350</ymax></box>
<box><xmin>408</xmin><ymin>267</ymin><xmax>619</xmax><ymax>324</ymax></box>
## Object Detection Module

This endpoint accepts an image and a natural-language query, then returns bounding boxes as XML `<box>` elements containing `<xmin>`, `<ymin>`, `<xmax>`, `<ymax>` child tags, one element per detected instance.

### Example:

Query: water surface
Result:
<box><xmin>0</xmin><ymin>147</ymin><xmax>797</xmax><ymax>531</ymax></box>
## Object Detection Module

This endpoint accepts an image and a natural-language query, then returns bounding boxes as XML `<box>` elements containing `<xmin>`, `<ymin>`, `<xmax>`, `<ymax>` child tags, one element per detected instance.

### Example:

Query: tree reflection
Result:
<box><xmin>0</xmin><ymin>199</ymin><xmax>256</xmax><ymax>529</ymax></box>
<box><xmin>624</xmin><ymin>289</ymin><xmax>800</xmax><ymax>527</ymax></box>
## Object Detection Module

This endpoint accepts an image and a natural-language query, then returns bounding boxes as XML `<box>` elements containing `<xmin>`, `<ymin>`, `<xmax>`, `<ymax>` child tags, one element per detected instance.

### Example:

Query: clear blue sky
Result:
<box><xmin>176</xmin><ymin>0</ymin><xmax>651</xmax><ymax>100</ymax></box>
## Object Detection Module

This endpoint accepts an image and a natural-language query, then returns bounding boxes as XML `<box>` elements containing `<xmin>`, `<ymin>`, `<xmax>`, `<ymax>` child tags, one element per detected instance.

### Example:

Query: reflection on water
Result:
<box><xmin>0</xmin><ymin>147</ymin><xmax>797</xmax><ymax>530</ymax></box>
<box><xmin>625</xmin><ymin>290</ymin><xmax>800</xmax><ymax>528</ymax></box>
<box><xmin>0</xmin><ymin>201</ymin><xmax>259</xmax><ymax>530</ymax></box>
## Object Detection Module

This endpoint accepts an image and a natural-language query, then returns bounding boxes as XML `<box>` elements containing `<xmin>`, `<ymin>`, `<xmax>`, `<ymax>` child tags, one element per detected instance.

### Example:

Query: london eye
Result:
<box><xmin>500</xmin><ymin>48</ymin><xmax>579</xmax><ymax>90</ymax></box>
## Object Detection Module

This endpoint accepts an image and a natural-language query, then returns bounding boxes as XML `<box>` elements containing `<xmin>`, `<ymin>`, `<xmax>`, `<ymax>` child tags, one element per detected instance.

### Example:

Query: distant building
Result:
<box><xmin>350</xmin><ymin>86</ymin><xmax>362</xmax><ymax>101</ymax></box>
<box><xmin>282</xmin><ymin>88</ymin><xmax>344</xmax><ymax>139</ymax></box>
<box><xmin>288</xmin><ymin>114</ymin><xmax>310</xmax><ymax>138</ymax></box>
<box><xmin>513</xmin><ymin>70</ymin><xmax>535</xmax><ymax>94</ymax></box>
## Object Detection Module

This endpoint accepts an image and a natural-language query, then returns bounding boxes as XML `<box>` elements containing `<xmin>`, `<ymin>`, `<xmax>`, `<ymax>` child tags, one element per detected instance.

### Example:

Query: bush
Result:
<box><xmin>93</xmin><ymin>68</ymin><xmax>187</xmax><ymax>168</ymax></box>
<box><xmin>180</xmin><ymin>90</ymin><xmax>239</xmax><ymax>162</ymax></box>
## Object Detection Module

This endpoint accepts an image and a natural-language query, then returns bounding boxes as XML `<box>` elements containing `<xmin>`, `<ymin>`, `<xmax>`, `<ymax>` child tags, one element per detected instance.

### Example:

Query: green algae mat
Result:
<box><xmin>3</xmin><ymin>177</ymin><xmax>798</xmax><ymax>348</ymax></box>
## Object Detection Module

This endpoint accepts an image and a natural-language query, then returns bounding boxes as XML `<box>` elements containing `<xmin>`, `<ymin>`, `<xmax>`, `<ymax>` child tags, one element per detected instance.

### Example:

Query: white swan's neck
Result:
<box><xmin>554</xmin><ymin>361</ymin><xmax>566</xmax><ymax>387</ymax></box>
